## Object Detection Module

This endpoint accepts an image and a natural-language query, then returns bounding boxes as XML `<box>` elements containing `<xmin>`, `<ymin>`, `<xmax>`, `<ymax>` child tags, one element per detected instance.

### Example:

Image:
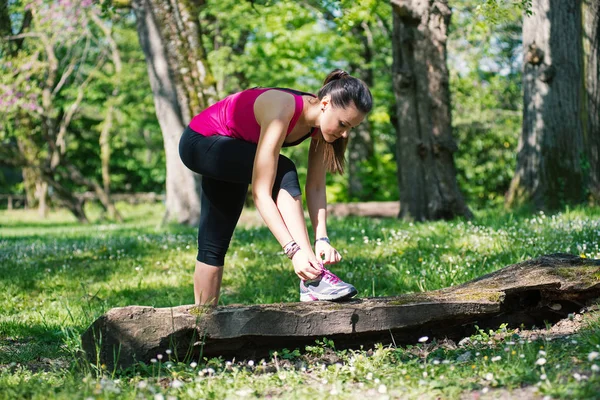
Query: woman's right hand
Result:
<box><xmin>292</xmin><ymin>250</ymin><xmax>323</xmax><ymax>281</ymax></box>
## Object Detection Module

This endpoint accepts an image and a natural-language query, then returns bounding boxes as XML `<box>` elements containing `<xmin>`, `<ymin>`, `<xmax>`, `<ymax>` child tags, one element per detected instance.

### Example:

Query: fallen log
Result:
<box><xmin>81</xmin><ymin>254</ymin><xmax>600</xmax><ymax>370</ymax></box>
<box><xmin>327</xmin><ymin>201</ymin><xmax>399</xmax><ymax>218</ymax></box>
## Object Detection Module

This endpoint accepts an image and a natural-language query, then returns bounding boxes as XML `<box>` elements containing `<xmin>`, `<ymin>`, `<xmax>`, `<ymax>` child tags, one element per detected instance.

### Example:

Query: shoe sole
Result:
<box><xmin>300</xmin><ymin>288</ymin><xmax>358</xmax><ymax>302</ymax></box>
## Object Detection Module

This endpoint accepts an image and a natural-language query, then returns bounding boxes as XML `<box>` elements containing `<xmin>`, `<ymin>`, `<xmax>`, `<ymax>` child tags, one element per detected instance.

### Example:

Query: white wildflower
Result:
<box><xmin>170</xmin><ymin>379</ymin><xmax>183</xmax><ymax>389</ymax></box>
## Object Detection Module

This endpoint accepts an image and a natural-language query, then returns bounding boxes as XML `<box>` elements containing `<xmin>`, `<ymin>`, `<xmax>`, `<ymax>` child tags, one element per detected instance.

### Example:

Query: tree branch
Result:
<box><xmin>51</xmin><ymin>53</ymin><xmax>108</xmax><ymax>169</ymax></box>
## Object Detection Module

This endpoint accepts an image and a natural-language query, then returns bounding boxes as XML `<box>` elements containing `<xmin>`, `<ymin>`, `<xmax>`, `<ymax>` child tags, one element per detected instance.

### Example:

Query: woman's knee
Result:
<box><xmin>273</xmin><ymin>155</ymin><xmax>301</xmax><ymax>198</ymax></box>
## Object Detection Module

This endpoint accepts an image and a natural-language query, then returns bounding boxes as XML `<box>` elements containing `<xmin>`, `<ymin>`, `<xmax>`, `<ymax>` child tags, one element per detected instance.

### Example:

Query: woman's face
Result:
<box><xmin>319</xmin><ymin>96</ymin><xmax>366</xmax><ymax>143</ymax></box>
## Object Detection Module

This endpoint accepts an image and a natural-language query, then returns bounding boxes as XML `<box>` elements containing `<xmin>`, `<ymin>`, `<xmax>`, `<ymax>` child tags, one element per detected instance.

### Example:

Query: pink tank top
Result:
<box><xmin>188</xmin><ymin>88</ymin><xmax>318</xmax><ymax>146</ymax></box>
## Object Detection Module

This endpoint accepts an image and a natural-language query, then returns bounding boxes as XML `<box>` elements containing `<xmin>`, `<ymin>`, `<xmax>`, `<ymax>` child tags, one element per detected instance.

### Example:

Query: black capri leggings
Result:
<box><xmin>178</xmin><ymin>126</ymin><xmax>301</xmax><ymax>266</ymax></box>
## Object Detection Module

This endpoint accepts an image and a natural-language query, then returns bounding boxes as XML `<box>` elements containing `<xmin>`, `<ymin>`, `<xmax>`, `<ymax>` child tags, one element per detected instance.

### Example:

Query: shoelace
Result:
<box><xmin>321</xmin><ymin>268</ymin><xmax>341</xmax><ymax>284</ymax></box>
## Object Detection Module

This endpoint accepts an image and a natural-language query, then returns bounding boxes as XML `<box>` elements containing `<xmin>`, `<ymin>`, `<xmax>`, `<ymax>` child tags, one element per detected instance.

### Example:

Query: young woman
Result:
<box><xmin>179</xmin><ymin>69</ymin><xmax>373</xmax><ymax>305</ymax></box>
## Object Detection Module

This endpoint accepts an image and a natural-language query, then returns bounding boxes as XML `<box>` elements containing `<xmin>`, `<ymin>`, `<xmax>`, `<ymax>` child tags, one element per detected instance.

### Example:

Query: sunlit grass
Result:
<box><xmin>1</xmin><ymin>203</ymin><xmax>600</xmax><ymax>399</ymax></box>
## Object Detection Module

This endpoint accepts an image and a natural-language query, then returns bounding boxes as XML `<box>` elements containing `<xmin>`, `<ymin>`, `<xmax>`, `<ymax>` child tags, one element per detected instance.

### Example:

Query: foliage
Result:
<box><xmin>2</xmin><ymin>204</ymin><xmax>600</xmax><ymax>397</ymax></box>
<box><xmin>1</xmin><ymin>0</ymin><xmax>530</xmax><ymax>211</ymax></box>
<box><xmin>0</xmin><ymin>1</ymin><xmax>165</xmax><ymax>204</ymax></box>
<box><xmin>196</xmin><ymin>0</ymin><xmax>396</xmax><ymax>203</ymax></box>
<box><xmin>449</xmin><ymin>1</ymin><xmax>523</xmax><ymax>208</ymax></box>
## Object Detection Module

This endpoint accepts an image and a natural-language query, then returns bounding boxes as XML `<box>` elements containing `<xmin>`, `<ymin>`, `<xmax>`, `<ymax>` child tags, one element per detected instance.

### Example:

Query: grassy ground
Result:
<box><xmin>1</xmin><ymin>203</ymin><xmax>600</xmax><ymax>399</ymax></box>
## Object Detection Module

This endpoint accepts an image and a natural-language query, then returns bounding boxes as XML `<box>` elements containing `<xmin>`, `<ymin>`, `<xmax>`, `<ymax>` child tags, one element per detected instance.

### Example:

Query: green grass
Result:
<box><xmin>1</xmin><ymin>203</ymin><xmax>600</xmax><ymax>399</ymax></box>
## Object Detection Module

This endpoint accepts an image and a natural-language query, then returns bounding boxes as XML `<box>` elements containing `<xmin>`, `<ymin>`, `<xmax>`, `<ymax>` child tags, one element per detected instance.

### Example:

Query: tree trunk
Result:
<box><xmin>40</xmin><ymin>169</ymin><xmax>88</xmax><ymax>222</ymax></box>
<box><xmin>83</xmin><ymin>253</ymin><xmax>600</xmax><ymax>371</ymax></box>
<box><xmin>348</xmin><ymin>22</ymin><xmax>375</xmax><ymax>200</ymax></box>
<box><xmin>506</xmin><ymin>0</ymin><xmax>597</xmax><ymax>210</ymax></box>
<box><xmin>99</xmin><ymin>104</ymin><xmax>115</xmax><ymax>218</ymax></box>
<box><xmin>583</xmin><ymin>0</ymin><xmax>600</xmax><ymax>202</ymax></box>
<box><xmin>390</xmin><ymin>0</ymin><xmax>472</xmax><ymax>221</ymax></box>
<box><xmin>132</xmin><ymin>0</ymin><xmax>218</xmax><ymax>225</ymax></box>
<box><xmin>22</xmin><ymin>167</ymin><xmax>38</xmax><ymax>208</ymax></box>
<box><xmin>23</xmin><ymin>166</ymin><xmax>49</xmax><ymax>217</ymax></box>
<box><xmin>36</xmin><ymin>180</ymin><xmax>48</xmax><ymax>218</ymax></box>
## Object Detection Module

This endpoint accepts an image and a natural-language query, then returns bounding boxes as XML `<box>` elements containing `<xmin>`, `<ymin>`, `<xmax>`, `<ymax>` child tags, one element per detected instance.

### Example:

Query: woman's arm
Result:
<box><xmin>252</xmin><ymin>92</ymin><xmax>296</xmax><ymax>247</ymax></box>
<box><xmin>306</xmin><ymin>135</ymin><xmax>342</xmax><ymax>265</ymax></box>
<box><xmin>253</xmin><ymin>91</ymin><xmax>322</xmax><ymax>280</ymax></box>
<box><xmin>305</xmin><ymin>135</ymin><xmax>328</xmax><ymax>239</ymax></box>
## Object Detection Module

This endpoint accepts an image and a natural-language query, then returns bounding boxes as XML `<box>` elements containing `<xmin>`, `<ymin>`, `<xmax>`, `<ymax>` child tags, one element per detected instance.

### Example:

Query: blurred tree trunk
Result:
<box><xmin>0</xmin><ymin>1</ymin><xmax>9</xmax><ymax>36</ymax></box>
<box><xmin>506</xmin><ymin>0</ymin><xmax>599</xmax><ymax>209</ymax></box>
<box><xmin>584</xmin><ymin>0</ymin><xmax>600</xmax><ymax>202</ymax></box>
<box><xmin>1</xmin><ymin>2</ymin><xmax>47</xmax><ymax>215</ymax></box>
<box><xmin>348</xmin><ymin>22</ymin><xmax>375</xmax><ymax>200</ymax></box>
<box><xmin>22</xmin><ymin>167</ymin><xmax>48</xmax><ymax>217</ymax></box>
<box><xmin>390</xmin><ymin>0</ymin><xmax>472</xmax><ymax>221</ymax></box>
<box><xmin>132</xmin><ymin>0</ymin><xmax>218</xmax><ymax>225</ymax></box>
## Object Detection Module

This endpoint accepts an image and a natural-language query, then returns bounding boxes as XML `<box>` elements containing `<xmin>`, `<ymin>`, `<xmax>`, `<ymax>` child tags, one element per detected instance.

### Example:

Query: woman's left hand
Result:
<box><xmin>315</xmin><ymin>240</ymin><xmax>342</xmax><ymax>265</ymax></box>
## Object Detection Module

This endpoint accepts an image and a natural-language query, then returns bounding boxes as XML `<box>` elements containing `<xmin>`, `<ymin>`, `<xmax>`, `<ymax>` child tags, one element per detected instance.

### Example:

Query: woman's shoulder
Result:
<box><xmin>253</xmin><ymin>89</ymin><xmax>297</xmax><ymax>121</ymax></box>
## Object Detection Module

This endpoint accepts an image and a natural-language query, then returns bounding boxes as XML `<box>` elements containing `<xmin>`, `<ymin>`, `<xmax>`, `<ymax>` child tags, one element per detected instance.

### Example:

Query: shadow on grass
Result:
<box><xmin>0</xmin><ymin>229</ymin><xmax>195</xmax><ymax>291</ymax></box>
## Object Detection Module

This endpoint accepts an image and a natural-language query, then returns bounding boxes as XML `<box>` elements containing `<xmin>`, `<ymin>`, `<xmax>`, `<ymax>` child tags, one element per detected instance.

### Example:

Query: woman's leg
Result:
<box><xmin>179</xmin><ymin>130</ymin><xmax>311</xmax><ymax>303</ymax></box>
<box><xmin>194</xmin><ymin>175</ymin><xmax>248</xmax><ymax>305</ymax></box>
<box><xmin>194</xmin><ymin>260</ymin><xmax>224</xmax><ymax>305</ymax></box>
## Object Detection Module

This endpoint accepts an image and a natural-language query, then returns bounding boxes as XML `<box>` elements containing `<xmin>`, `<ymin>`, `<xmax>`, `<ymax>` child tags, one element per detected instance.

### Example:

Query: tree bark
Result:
<box><xmin>132</xmin><ymin>0</ymin><xmax>218</xmax><ymax>225</ymax></box>
<box><xmin>0</xmin><ymin>0</ymin><xmax>10</xmax><ymax>37</ymax></box>
<box><xmin>390</xmin><ymin>0</ymin><xmax>472</xmax><ymax>221</ymax></box>
<box><xmin>506</xmin><ymin>0</ymin><xmax>598</xmax><ymax>210</ymax></box>
<box><xmin>583</xmin><ymin>0</ymin><xmax>600</xmax><ymax>202</ymax></box>
<box><xmin>39</xmin><ymin>167</ymin><xmax>88</xmax><ymax>222</ymax></box>
<box><xmin>99</xmin><ymin>104</ymin><xmax>115</xmax><ymax>218</ymax></box>
<box><xmin>22</xmin><ymin>166</ymin><xmax>48</xmax><ymax>217</ymax></box>
<box><xmin>36</xmin><ymin>180</ymin><xmax>48</xmax><ymax>218</ymax></box>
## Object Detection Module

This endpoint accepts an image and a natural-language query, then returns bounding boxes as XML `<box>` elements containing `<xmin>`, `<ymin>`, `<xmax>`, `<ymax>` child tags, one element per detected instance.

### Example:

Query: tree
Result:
<box><xmin>506</xmin><ymin>0</ymin><xmax>600</xmax><ymax>210</ymax></box>
<box><xmin>390</xmin><ymin>0</ymin><xmax>472</xmax><ymax>220</ymax></box>
<box><xmin>0</xmin><ymin>0</ymin><xmax>122</xmax><ymax>222</ymax></box>
<box><xmin>583</xmin><ymin>0</ymin><xmax>600</xmax><ymax>201</ymax></box>
<box><xmin>131</xmin><ymin>0</ymin><xmax>219</xmax><ymax>225</ymax></box>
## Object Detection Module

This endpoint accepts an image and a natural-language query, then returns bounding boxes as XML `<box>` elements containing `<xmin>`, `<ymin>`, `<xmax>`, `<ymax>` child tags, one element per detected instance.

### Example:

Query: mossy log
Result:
<box><xmin>82</xmin><ymin>254</ymin><xmax>600</xmax><ymax>370</ymax></box>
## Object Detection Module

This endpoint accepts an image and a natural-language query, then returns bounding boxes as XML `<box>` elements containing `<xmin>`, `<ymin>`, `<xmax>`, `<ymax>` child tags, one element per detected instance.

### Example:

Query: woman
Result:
<box><xmin>179</xmin><ymin>69</ymin><xmax>373</xmax><ymax>305</ymax></box>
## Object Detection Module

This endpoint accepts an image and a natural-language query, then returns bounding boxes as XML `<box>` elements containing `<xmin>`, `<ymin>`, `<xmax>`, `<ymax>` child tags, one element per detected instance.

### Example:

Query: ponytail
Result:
<box><xmin>316</xmin><ymin>69</ymin><xmax>373</xmax><ymax>174</ymax></box>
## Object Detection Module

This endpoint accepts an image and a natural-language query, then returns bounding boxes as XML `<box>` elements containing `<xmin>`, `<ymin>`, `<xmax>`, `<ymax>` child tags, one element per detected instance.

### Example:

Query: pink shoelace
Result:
<box><xmin>321</xmin><ymin>267</ymin><xmax>341</xmax><ymax>284</ymax></box>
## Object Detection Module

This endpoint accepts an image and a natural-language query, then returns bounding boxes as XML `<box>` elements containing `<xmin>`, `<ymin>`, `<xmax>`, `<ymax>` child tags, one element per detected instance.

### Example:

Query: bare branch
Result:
<box><xmin>51</xmin><ymin>60</ymin><xmax>77</xmax><ymax>97</ymax></box>
<box><xmin>90</xmin><ymin>12</ymin><xmax>122</xmax><ymax>73</ymax></box>
<box><xmin>51</xmin><ymin>53</ymin><xmax>107</xmax><ymax>170</ymax></box>
<box><xmin>3</xmin><ymin>32</ymin><xmax>41</xmax><ymax>40</ymax></box>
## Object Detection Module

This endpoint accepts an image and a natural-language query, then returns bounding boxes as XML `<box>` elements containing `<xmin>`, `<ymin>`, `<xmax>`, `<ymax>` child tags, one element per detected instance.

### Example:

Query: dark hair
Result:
<box><xmin>316</xmin><ymin>69</ymin><xmax>373</xmax><ymax>174</ymax></box>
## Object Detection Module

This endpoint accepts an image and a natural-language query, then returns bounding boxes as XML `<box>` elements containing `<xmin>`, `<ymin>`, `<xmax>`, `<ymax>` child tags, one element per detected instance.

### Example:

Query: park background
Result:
<box><xmin>1</xmin><ymin>0</ymin><xmax>600</xmax><ymax>399</ymax></box>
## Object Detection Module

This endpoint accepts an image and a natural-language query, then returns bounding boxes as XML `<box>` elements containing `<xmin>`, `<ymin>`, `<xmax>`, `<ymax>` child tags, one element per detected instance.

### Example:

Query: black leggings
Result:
<box><xmin>178</xmin><ymin>126</ymin><xmax>301</xmax><ymax>266</ymax></box>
